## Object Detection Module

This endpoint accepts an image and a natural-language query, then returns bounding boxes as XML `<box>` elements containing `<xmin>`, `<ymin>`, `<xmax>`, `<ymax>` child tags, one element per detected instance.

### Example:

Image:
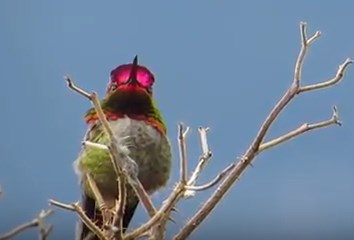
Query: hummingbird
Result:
<box><xmin>74</xmin><ymin>56</ymin><xmax>172</xmax><ymax>240</ymax></box>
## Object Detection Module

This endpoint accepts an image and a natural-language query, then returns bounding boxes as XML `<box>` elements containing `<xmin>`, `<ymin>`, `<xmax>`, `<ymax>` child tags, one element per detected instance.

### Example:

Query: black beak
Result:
<box><xmin>127</xmin><ymin>55</ymin><xmax>139</xmax><ymax>85</ymax></box>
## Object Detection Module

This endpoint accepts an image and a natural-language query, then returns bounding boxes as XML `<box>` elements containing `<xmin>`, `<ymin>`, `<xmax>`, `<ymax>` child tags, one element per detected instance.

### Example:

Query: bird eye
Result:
<box><xmin>110</xmin><ymin>82</ymin><xmax>118</xmax><ymax>91</ymax></box>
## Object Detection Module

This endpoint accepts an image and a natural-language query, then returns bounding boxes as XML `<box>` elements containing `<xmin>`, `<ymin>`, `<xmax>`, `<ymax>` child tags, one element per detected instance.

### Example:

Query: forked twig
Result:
<box><xmin>259</xmin><ymin>106</ymin><xmax>341</xmax><ymax>152</ymax></box>
<box><xmin>185</xmin><ymin>127</ymin><xmax>212</xmax><ymax>197</ymax></box>
<box><xmin>298</xmin><ymin>58</ymin><xmax>353</xmax><ymax>93</ymax></box>
<box><xmin>0</xmin><ymin>209</ymin><xmax>54</xmax><ymax>240</ymax></box>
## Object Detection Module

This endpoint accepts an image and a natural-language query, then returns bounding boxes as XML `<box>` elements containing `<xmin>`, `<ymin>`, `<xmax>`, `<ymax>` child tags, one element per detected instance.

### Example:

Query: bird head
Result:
<box><xmin>107</xmin><ymin>55</ymin><xmax>155</xmax><ymax>96</ymax></box>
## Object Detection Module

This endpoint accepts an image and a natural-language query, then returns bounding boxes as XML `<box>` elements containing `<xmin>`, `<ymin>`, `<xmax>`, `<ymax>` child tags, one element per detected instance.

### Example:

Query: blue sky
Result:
<box><xmin>1</xmin><ymin>1</ymin><xmax>354</xmax><ymax>239</ymax></box>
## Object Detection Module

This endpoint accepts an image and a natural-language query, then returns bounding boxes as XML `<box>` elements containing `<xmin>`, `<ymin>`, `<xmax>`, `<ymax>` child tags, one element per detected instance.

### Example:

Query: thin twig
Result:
<box><xmin>173</xmin><ymin>22</ymin><xmax>352</xmax><ymax>240</ymax></box>
<box><xmin>65</xmin><ymin>76</ymin><xmax>92</xmax><ymax>100</ymax></box>
<box><xmin>259</xmin><ymin>106</ymin><xmax>341</xmax><ymax>152</ymax></box>
<box><xmin>0</xmin><ymin>210</ymin><xmax>54</xmax><ymax>240</ymax></box>
<box><xmin>49</xmin><ymin>199</ymin><xmax>107</xmax><ymax>240</ymax></box>
<box><xmin>298</xmin><ymin>58</ymin><xmax>353</xmax><ymax>93</ymax></box>
<box><xmin>49</xmin><ymin>199</ymin><xmax>76</xmax><ymax>211</ymax></box>
<box><xmin>185</xmin><ymin>163</ymin><xmax>235</xmax><ymax>192</ymax></box>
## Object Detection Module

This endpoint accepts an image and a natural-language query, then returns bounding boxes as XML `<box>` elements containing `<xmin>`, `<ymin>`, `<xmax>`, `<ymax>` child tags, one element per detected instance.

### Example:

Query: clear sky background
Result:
<box><xmin>1</xmin><ymin>1</ymin><xmax>354</xmax><ymax>240</ymax></box>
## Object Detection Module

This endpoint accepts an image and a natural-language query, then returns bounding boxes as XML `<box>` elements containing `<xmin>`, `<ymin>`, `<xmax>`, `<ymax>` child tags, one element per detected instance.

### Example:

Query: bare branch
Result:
<box><xmin>259</xmin><ymin>106</ymin><xmax>341</xmax><ymax>152</ymax></box>
<box><xmin>173</xmin><ymin>22</ymin><xmax>352</xmax><ymax>240</ymax></box>
<box><xmin>0</xmin><ymin>209</ymin><xmax>53</xmax><ymax>240</ymax></box>
<box><xmin>298</xmin><ymin>58</ymin><xmax>353</xmax><ymax>93</ymax></box>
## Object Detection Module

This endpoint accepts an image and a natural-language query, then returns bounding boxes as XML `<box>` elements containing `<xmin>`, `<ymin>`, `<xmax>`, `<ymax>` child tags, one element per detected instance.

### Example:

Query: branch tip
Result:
<box><xmin>331</xmin><ymin>106</ymin><xmax>342</xmax><ymax>126</ymax></box>
<box><xmin>64</xmin><ymin>75</ymin><xmax>92</xmax><ymax>100</ymax></box>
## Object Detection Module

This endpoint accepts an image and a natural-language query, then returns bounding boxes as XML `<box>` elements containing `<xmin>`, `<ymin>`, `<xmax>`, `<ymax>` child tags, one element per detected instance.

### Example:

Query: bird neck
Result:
<box><xmin>85</xmin><ymin>89</ymin><xmax>167</xmax><ymax>135</ymax></box>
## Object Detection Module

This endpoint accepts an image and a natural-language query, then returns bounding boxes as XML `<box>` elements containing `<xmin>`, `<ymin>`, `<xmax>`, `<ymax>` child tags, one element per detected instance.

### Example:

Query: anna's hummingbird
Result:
<box><xmin>74</xmin><ymin>56</ymin><xmax>172</xmax><ymax>240</ymax></box>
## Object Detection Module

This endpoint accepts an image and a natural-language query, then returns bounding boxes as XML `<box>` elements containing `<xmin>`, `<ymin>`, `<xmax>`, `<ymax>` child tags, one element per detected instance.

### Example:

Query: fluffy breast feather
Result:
<box><xmin>74</xmin><ymin>116</ymin><xmax>172</xmax><ymax>200</ymax></box>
